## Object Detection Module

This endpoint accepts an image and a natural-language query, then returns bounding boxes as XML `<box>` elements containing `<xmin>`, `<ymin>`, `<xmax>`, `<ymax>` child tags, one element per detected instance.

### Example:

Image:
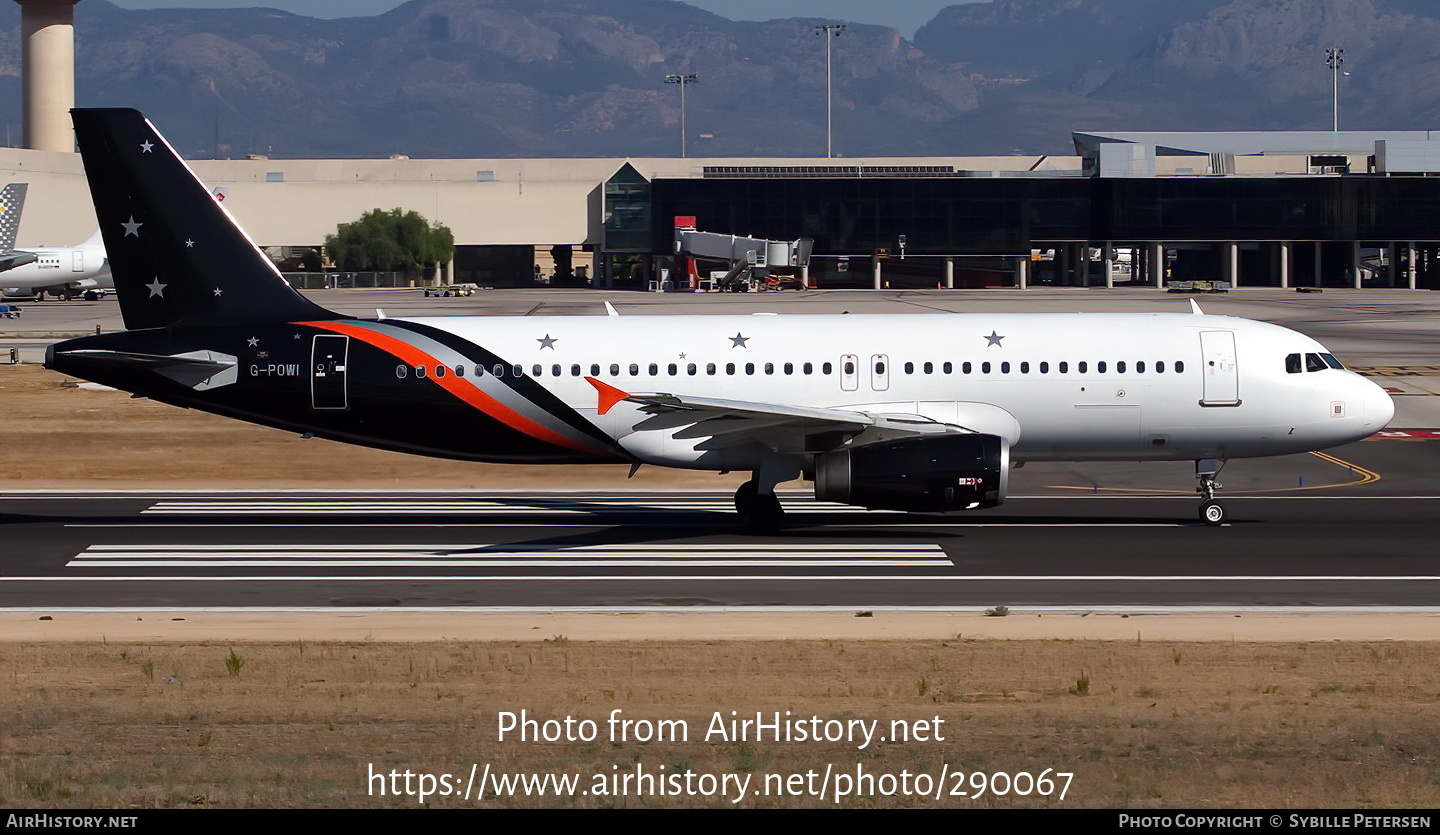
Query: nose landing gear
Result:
<box><xmin>1196</xmin><ymin>458</ymin><xmax>1226</xmax><ymax>526</ymax></box>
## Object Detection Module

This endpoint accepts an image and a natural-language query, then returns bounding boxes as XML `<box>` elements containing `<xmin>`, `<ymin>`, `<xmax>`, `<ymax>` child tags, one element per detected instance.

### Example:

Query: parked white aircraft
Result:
<box><xmin>47</xmin><ymin>108</ymin><xmax>1395</xmax><ymax>530</ymax></box>
<box><xmin>1</xmin><ymin>228</ymin><xmax>111</xmax><ymax>300</ymax></box>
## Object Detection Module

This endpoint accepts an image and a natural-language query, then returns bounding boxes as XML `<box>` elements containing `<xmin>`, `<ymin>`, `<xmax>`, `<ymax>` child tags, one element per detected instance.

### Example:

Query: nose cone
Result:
<box><xmin>1363</xmin><ymin>377</ymin><xmax>1395</xmax><ymax>431</ymax></box>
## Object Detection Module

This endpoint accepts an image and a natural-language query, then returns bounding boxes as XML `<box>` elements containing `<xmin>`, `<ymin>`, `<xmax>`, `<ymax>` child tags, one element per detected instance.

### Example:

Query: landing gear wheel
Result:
<box><xmin>735</xmin><ymin>481</ymin><xmax>783</xmax><ymax>533</ymax></box>
<box><xmin>1200</xmin><ymin>500</ymin><xmax>1226</xmax><ymax>526</ymax></box>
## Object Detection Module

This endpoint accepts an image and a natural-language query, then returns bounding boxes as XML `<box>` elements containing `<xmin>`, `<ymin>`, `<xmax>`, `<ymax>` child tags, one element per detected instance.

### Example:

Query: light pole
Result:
<box><xmin>664</xmin><ymin>73</ymin><xmax>698</xmax><ymax>157</ymax></box>
<box><xmin>1326</xmin><ymin>47</ymin><xmax>1345</xmax><ymax>132</ymax></box>
<box><xmin>814</xmin><ymin>23</ymin><xmax>845</xmax><ymax>158</ymax></box>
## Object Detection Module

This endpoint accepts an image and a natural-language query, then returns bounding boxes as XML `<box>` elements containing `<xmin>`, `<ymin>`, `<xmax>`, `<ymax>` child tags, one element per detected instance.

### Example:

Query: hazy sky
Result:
<box><xmin>104</xmin><ymin>1</ymin><xmax>988</xmax><ymax>39</ymax></box>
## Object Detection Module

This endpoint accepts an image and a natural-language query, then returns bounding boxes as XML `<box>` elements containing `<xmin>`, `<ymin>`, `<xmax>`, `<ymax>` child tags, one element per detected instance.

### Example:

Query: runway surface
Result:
<box><xmin>3</xmin><ymin>486</ymin><xmax>1438</xmax><ymax>610</ymax></box>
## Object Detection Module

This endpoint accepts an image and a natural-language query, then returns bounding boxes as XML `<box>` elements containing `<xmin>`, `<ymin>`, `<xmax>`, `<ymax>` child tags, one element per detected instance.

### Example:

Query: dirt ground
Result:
<box><xmin>0</xmin><ymin>364</ymin><xmax>742</xmax><ymax>489</ymax></box>
<box><xmin>1</xmin><ymin>640</ymin><xmax>1437</xmax><ymax>808</ymax></box>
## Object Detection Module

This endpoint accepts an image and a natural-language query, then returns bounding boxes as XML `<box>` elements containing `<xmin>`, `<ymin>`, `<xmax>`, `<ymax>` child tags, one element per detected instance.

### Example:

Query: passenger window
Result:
<box><xmin>416</xmin><ymin>365</ymin><xmax>427</xmax><ymax>379</ymax></box>
<box><xmin>904</xmin><ymin>361</ymin><xmax>914</xmax><ymax>374</ymax></box>
<box><xmin>823</xmin><ymin>362</ymin><xmax>833</xmax><ymax>375</ymax></box>
<box><xmin>1136</xmin><ymin>361</ymin><xmax>1145</xmax><ymax>374</ymax></box>
<box><xmin>1078</xmin><ymin>361</ymin><xmax>1087</xmax><ymax>374</ymax></box>
<box><xmin>747</xmin><ymin>363</ymin><xmax>756</xmax><ymax>375</ymax></box>
<box><xmin>963</xmin><ymin>362</ymin><xmax>972</xmax><ymax>374</ymax></box>
<box><xmin>590</xmin><ymin>364</ymin><xmax>601</xmax><ymax>376</ymax></box>
<box><xmin>783</xmin><ymin>362</ymin><xmax>793</xmax><ymax>375</ymax></box>
<box><xmin>1097</xmin><ymin>361</ymin><xmax>1106</xmax><ymax>373</ymax></box>
<box><xmin>1039</xmin><ymin>362</ymin><xmax>1048</xmax><ymax>374</ymax></box>
<box><xmin>492</xmin><ymin>364</ymin><xmax>504</xmax><ymax>377</ymax></box>
<box><xmin>1305</xmin><ymin>353</ymin><xmax>1327</xmax><ymax>372</ymax></box>
<box><xmin>706</xmin><ymin>363</ymin><xmax>716</xmax><ymax>375</ymax></box>
<box><xmin>1001</xmin><ymin>362</ymin><xmax>1010</xmax><ymax>374</ymax></box>
<box><xmin>475</xmin><ymin>365</ymin><xmax>485</xmax><ymax>377</ymax></box>
<box><xmin>1321</xmin><ymin>353</ymin><xmax>1344</xmax><ymax>370</ymax></box>
<box><xmin>648</xmin><ymin>364</ymin><xmax>658</xmax><ymax>376</ymax></box>
<box><xmin>396</xmin><ymin>365</ymin><xmax>408</xmax><ymax>379</ymax></box>
<box><xmin>1117</xmin><ymin>361</ymin><xmax>1126</xmax><ymax>373</ymax></box>
<box><xmin>875</xmin><ymin>361</ymin><xmax>886</xmax><ymax>375</ymax></box>
<box><xmin>1019</xmin><ymin>362</ymin><xmax>1029</xmax><ymax>374</ymax></box>
<box><xmin>436</xmin><ymin>365</ymin><xmax>447</xmax><ymax>378</ymax></box>
<box><xmin>1175</xmin><ymin>361</ymin><xmax>1184</xmax><ymax>373</ymax></box>
<box><xmin>455</xmin><ymin>365</ymin><xmax>465</xmax><ymax>378</ymax></box>
<box><xmin>765</xmin><ymin>362</ymin><xmax>775</xmax><ymax>375</ymax></box>
<box><xmin>803</xmin><ymin>362</ymin><xmax>813</xmax><ymax>375</ymax></box>
<box><xmin>552</xmin><ymin>364</ymin><xmax>561</xmax><ymax>377</ymax></box>
<box><xmin>1058</xmin><ymin>361</ymin><xmax>1068</xmax><ymax>373</ymax></box>
<box><xmin>531</xmin><ymin>365</ymin><xmax>540</xmax><ymax>377</ymax></box>
<box><xmin>512</xmin><ymin>364</ymin><xmax>524</xmax><ymax>377</ymax></box>
<box><xmin>1154</xmin><ymin>360</ymin><xmax>1164</xmax><ymax>374</ymax></box>
<box><xmin>943</xmin><ymin>361</ymin><xmax>952</xmax><ymax>374</ymax></box>
<box><xmin>668</xmin><ymin>363</ymin><xmax>678</xmax><ymax>375</ymax></box>
<box><xmin>571</xmin><ymin>364</ymin><xmax>581</xmax><ymax>376</ymax></box>
<box><xmin>923</xmin><ymin>362</ymin><xmax>933</xmax><ymax>374</ymax></box>
<box><xmin>629</xmin><ymin>363</ymin><xmax>639</xmax><ymax>376</ymax></box>
<box><xmin>841</xmin><ymin>361</ymin><xmax>852</xmax><ymax>375</ymax></box>
<box><xmin>687</xmin><ymin>363</ymin><xmax>697</xmax><ymax>375</ymax></box>
<box><xmin>981</xmin><ymin>362</ymin><xmax>991</xmax><ymax>374</ymax></box>
<box><xmin>610</xmin><ymin>363</ymin><xmax>620</xmax><ymax>376</ymax></box>
<box><xmin>726</xmin><ymin>363</ymin><xmax>736</xmax><ymax>375</ymax></box>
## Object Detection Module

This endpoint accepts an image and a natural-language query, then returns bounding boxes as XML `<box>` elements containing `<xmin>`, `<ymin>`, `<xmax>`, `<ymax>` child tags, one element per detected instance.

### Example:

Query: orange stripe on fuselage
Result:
<box><xmin>298</xmin><ymin>320</ymin><xmax>602</xmax><ymax>456</ymax></box>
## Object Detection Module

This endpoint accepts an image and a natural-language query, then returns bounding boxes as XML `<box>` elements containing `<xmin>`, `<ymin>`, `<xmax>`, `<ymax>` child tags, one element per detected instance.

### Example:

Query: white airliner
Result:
<box><xmin>47</xmin><ymin>108</ymin><xmax>1396</xmax><ymax>530</ymax></box>
<box><xmin>1</xmin><ymin>228</ymin><xmax>112</xmax><ymax>300</ymax></box>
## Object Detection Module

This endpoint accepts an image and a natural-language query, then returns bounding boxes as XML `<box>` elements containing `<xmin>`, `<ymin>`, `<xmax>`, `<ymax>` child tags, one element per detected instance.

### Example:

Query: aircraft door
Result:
<box><xmin>840</xmin><ymin>354</ymin><xmax>858</xmax><ymax>392</ymax></box>
<box><xmin>1199</xmin><ymin>331</ymin><xmax>1240</xmax><ymax>406</ymax></box>
<box><xmin>870</xmin><ymin>353</ymin><xmax>890</xmax><ymax>392</ymax></box>
<box><xmin>311</xmin><ymin>334</ymin><xmax>349</xmax><ymax>410</ymax></box>
<box><xmin>72</xmin><ymin>251</ymin><xmax>83</xmax><ymax>272</ymax></box>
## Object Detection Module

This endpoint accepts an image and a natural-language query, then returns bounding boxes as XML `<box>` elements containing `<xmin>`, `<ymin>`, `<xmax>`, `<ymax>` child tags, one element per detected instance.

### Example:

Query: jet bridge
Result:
<box><xmin>673</xmin><ymin>219</ymin><xmax>813</xmax><ymax>291</ymax></box>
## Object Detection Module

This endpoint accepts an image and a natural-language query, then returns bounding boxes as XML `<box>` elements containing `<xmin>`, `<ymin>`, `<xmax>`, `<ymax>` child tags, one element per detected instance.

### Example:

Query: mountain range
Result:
<box><xmin>0</xmin><ymin>0</ymin><xmax>1436</xmax><ymax>159</ymax></box>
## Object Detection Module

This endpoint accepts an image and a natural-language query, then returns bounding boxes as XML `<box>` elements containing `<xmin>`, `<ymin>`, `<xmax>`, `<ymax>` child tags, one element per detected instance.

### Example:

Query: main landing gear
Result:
<box><xmin>734</xmin><ymin>480</ymin><xmax>784</xmax><ymax>533</ymax></box>
<box><xmin>1196</xmin><ymin>458</ymin><xmax>1226</xmax><ymax>526</ymax></box>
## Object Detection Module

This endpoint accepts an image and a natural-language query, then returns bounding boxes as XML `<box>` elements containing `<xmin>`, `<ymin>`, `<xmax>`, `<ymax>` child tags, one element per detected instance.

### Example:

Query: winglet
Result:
<box><xmin>1189</xmin><ymin>299</ymin><xmax>1204</xmax><ymax>315</ymax></box>
<box><xmin>604</xmin><ymin>301</ymin><xmax>620</xmax><ymax>317</ymax></box>
<box><xmin>585</xmin><ymin>376</ymin><xmax>631</xmax><ymax>415</ymax></box>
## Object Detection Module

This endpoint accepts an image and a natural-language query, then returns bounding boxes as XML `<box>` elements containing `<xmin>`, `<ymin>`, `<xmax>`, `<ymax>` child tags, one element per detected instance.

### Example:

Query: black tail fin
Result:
<box><xmin>0</xmin><ymin>183</ymin><xmax>28</xmax><ymax>252</ymax></box>
<box><xmin>69</xmin><ymin>108</ymin><xmax>335</xmax><ymax>331</ymax></box>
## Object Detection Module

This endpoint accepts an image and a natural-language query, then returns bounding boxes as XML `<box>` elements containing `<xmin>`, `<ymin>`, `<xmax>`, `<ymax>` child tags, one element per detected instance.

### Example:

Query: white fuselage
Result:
<box><xmin>399</xmin><ymin>310</ymin><xmax>1393</xmax><ymax>469</ymax></box>
<box><xmin>1</xmin><ymin>231</ymin><xmax>111</xmax><ymax>294</ymax></box>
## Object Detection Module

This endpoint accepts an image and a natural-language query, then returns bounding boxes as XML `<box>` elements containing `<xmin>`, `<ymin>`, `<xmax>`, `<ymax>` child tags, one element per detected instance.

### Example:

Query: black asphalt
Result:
<box><xmin>3</xmin><ymin>441</ymin><xmax>1438</xmax><ymax>609</ymax></box>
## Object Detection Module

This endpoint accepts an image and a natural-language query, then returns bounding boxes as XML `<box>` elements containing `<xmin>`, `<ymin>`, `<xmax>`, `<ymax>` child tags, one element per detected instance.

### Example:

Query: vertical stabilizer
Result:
<box><xmin>69</xmin><ymin>108</ymin><xmax>335</xmax><ymax>331</ymax></box>
<box><xmin>0</xmin><ymin>183</ymin><xmax>28</xmax><ymax>252</ymax></box>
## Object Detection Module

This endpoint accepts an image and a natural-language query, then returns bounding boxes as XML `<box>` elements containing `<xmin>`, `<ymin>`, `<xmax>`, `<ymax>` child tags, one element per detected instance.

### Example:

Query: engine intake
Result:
<box><xmin>814</xmin><ymin>434</ymin><xmax>1008</xmax><ymax>512</ymax></box>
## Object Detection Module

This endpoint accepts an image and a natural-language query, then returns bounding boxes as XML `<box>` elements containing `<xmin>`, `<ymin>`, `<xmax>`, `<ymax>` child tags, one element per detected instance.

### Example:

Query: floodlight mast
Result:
<box><xmin>664</xmin><ymin>73</ymin><xmax>699</xmax><ymax>157</ymax></box>
<box><xmin>815</xmin><ymin>23</ymin><xmax>845</xmax><ymax>158</ymax></box>
<box><xmin>1326</xmin><ymin>47</ymin><xmax>1345</xmax><ymax>132</ymax></box>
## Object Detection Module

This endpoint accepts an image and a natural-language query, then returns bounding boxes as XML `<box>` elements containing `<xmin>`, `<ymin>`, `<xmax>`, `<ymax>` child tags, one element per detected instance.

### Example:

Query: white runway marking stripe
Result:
<box><xmin>12</xmin><ymin>575</ymin><xmax>1440</xmax><ymax>583</ymax></box>
<box><xmin>66</xmin><ymin>543</ymin><xmax>951</xmax><ymax>569</ymax></box>
<box><xmin>142</xmin><ymin>500</ymin><xmax>868</xmax><ymax>514</ymax></box>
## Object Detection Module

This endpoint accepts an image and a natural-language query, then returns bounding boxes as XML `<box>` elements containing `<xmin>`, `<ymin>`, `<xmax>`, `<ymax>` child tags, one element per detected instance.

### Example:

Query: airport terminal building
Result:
<box><xmin>6</xmin><ymin>128</ymin><xmax>1440</xmax><ymax>292</ymax></box>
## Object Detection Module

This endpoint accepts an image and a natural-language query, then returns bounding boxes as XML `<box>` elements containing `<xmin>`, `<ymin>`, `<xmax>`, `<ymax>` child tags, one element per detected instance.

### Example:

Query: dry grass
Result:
<box><xmin>2</xmin><ymin>640</ymin><xmax>1438</xmax><ymax>808</ymax></box>
<box><xmin>0</xmin><ymin>364</ymin><xmax>742</xmax><ymax>489</ymax></box>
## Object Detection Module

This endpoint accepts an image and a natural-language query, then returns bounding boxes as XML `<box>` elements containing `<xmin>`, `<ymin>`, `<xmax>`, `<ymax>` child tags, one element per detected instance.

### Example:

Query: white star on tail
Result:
<box><xmin>140</xmin><ymin>141</ymin><xmax>154</xmax><ymax>153</ymax></box>
<box><xmin>185</xmin><ymin>239</ymin><xmax>195</xmax><ymax>247</ymax></box>
<box><xmin>122</xmin><ymin>216</ymin><xmax>142</xmax><ymax>237</ymax></box>
<box><xmin>145</xmin><ymin>278</ymin><xmax>167</xmax><ymax>298</ymax></box>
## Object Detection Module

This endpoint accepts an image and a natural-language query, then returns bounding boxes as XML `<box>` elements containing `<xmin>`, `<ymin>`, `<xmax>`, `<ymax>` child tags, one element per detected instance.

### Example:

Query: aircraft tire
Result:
<box><xmin>1200</xmin><ymin>501</ymin><xmax>1225</xmax><ymax>526</ymax></box>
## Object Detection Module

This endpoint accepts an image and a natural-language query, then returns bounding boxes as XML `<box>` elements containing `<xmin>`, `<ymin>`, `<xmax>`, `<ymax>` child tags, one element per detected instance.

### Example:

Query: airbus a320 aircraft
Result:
<box><xmin>47</xmin><ymin>109</ymin><xmax>1394</xmax><ymax>530</ymax></box>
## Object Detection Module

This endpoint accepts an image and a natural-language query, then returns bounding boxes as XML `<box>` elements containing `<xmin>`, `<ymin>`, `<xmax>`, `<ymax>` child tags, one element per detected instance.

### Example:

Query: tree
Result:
<box><xmin>325</xmin><ymin>208</ymin><xmax>454</xmax><ymax>272</ymax></box>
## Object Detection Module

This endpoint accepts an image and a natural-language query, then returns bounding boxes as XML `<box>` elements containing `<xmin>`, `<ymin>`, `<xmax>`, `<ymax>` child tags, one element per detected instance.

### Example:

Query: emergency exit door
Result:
<box><xmin>1199</xmin><ymin>331</ymin><xmax>1240</xmax><ymax>406</ymax></box>
<box><xmin>311</xmin><ymin>334</ymin><xmax>349</xmax><ymax>410</ymax></box>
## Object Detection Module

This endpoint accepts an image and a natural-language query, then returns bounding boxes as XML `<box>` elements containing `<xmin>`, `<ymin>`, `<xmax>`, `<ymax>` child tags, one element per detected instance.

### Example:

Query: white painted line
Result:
<box><xmin>79</xmin><ymin>543</ymin><xmax>943</xmax><ymax>552</ymax></box>
<box><xmin>5</xmin><ymin>605</ymin><xmax>1440</xmax><ymax>615</ymax></box>
<box><xmin>7</xmin><ymin>575</ymin><xmax>1439</xmax><ymax>582</ymax></box>
<box><xmin>65</xmin><ymin>560</ymin><xmax>947</xmax><ymax>568</ymax></box>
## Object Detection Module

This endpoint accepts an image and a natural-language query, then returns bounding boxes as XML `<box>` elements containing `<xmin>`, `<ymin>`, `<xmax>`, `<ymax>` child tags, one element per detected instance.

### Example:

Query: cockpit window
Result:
<box><xmin>1285</xmin><ymin>353</ymin><xmax>1302</xmax><ymax>374</ymax></box>
<box><xmin>1321</xmin><ymin>353</ymin><xmax>1345</xmax><ymax>370</ymax></box>
<box><xmin>1305</xmin><ymin>353</ymin><xmax>1328</xmax><ymax>372</ymax></box>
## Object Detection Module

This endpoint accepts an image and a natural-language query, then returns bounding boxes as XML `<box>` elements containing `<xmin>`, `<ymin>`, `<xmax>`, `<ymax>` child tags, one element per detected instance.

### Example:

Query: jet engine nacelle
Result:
<box><xmin>814</xmin><ymin>434</ymin><xmax>1009</xmax><ymax>512</ymax></box>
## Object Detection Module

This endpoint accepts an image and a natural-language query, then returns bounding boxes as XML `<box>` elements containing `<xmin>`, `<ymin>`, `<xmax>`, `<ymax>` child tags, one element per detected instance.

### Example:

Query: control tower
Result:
<box><xmin>14</xmin><ymin>0</ymin><xmax>82</xmax><ymax>152</ymax></box>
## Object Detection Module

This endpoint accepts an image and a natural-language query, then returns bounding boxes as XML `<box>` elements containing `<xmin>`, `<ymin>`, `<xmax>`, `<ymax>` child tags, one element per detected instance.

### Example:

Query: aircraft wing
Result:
<box><xmin>586</xmin><ymin>377</ymin><xmax>964</xmax><ymax>453</ymax></box>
